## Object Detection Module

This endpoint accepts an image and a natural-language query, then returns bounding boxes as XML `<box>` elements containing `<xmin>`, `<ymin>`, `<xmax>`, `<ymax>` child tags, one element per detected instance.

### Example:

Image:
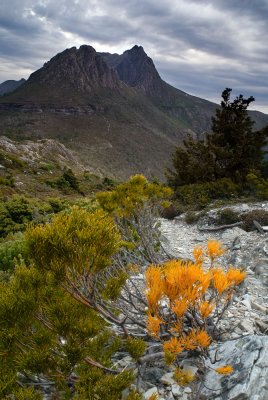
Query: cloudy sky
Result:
<box><xmin>0</xmin><ymin>0</ymin><xmax>268</xmax><ymax>112</ymax></box>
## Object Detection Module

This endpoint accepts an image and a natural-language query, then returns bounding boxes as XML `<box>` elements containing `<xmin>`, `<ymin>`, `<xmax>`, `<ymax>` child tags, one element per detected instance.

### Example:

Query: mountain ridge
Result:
<box><xmin>0</xmin><ymin>44</ymin><xmax>267</xmax><ymax>180</ymax></box>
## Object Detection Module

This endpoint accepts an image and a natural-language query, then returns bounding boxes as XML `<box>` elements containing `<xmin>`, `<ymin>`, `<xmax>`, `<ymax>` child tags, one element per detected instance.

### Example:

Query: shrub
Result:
<box><xmin>184</xmin><ymin>211</ymin><xmax>200</xmax><ymax>224</ymax></box>
<box><xmin>47</xmin><ymin>169</ymin><xmax>81</xmax><ymax>193</ymax></box>
<box><xmin>0</xmin><ymin>233</ymin><xmax>27</xmax><ymax>272</ymax></box>
<box><xmin>145</xmin><ymin>240</ymin><xmax>246</xmax><ymax>379</ymax></box>
<box><xmin>161</xmin><ymin>202</ymin><xmax>185</xmax><ymax>219</ymax></box>
<box><xmin>176</xmin><ymin>178</ymin><xmax>239</xmax><ymax>209</ymax></box>
<box><xmin>0</xmin><ymin>175</ymin><xmax>14</xmax><ymax>186</ymax></box>
<box><xmin>246</xmin><ymin>172</ymin><xmax>268</xmax><ymax>199</ymax></box>
<box><xmin>1</xmin><ymin>207</ymin><xmax>134</xmax><ymax>398</ymax></box>
<box><xmin>216</xmin><ymin>208</ymin><xmax>241</xmax><ymax>225</ymax></box>
<box><xmin>242</xmin><ymin>209</ymin><xmax>268</xmax><ymax>231</ymax></box>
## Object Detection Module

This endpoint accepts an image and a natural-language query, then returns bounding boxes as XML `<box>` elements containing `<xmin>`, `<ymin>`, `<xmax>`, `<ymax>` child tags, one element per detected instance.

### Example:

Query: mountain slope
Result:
<box><xmin>100</xmin><ymin>45</ymin><xmax>268</xmax><ymax>133</ymax></box>
<box><xmin>0</xmin><ymin>79</ymin><xmax>25</xmax><ymax>96</ymax></box>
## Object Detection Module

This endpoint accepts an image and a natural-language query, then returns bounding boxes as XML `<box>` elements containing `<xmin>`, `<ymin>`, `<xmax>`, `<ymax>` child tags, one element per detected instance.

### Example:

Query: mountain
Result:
<box><xmin>0</xmin><ymin>79</ymin><xmax>25</xmax><ymax>95</ymax></box>
<box><xmin>0</xmin><ymin>45</ymin><xmax>267</xmax><ymax>180</ymax></box>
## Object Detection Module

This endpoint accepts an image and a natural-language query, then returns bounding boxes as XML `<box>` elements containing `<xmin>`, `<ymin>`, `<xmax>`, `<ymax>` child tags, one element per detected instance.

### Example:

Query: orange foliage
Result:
<box><xmin>146</xmin><ymin>314</ymin><xmax>163</xmax><ymax>338</ymax></box>
<box><xmin>199</xmin><ymin>301</ymin><xmax>214</xmax><ymax>318</ymax></box>
<box><xmin>212</xmin><ymin>268</ymin><xmax>232</xmax><ymax>294</ymax></box>
<box><xmin>145</xmin><ymin>240</ymin><xmax>246</xmax><ymax>370</ymax></box>
<box><xmin>193</xmin><ymin>245</ymin><xmax>205</xmax><ymax>264</ymax></box>
<box><xmin>216</xmin><ymin>365</ymin><xmax>233</xmax><ymax>375</ymax></box>
<box><xmin>227</xmin><ymin>267</ymin><xmax>246</xmax><ymax>285</ymax></box>
<box><xmin>145</xmin><ymin>265</ymin><xmax>163</xmax><ymax>312</ymax></box>
<box><xmin>163</xmin><ymin>337</ymin><xmax>184</xmax><ymax>354</ymax></box>
<box><xmin>207</xmin><ymin>240</ymin><xmax>225</xmax><ymax>261</ymax></box>
<box><xmin>172</xmin><ymin>298</ymin><xmax>189</xmax><ymax>318</ymax></box>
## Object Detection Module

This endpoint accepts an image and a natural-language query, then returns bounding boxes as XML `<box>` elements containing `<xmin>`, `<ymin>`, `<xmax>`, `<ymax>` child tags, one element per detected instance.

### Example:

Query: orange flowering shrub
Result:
<box><xmin>145</xmin><ymin>240</ymin><xmax>246</xmax><ymax>372</ymax></box>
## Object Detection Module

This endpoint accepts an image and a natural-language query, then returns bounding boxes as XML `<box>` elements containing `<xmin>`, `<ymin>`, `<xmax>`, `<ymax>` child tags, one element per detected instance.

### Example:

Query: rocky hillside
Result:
<box><xmin>0</xmin><ymin>45</ymin><xmax>268</xmax><ymax>180</ymax></box>
<box><xmin>0</xmin><ymin>79</ymin><xmax>25</xmax><ymax>96</ymax></box>
<box><xmin>0</xmin><ymin>136</ymin><xmax>108</xmax><ymax>199</ymax></box>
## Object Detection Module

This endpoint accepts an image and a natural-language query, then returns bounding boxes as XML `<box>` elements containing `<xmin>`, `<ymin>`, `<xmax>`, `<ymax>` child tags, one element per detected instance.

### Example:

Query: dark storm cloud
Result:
<box><xmin>0</xmin><ymin>0</ymin><xmax>267</xmax><ymax>112</ymax></box>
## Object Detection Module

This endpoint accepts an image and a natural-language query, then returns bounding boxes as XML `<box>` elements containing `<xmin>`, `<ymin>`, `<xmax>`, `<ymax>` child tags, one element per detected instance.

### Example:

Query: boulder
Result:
<box><xmin>201</xmin><ymin>335</ymin><xmax>268</xmax><ymax>400</ymax></box>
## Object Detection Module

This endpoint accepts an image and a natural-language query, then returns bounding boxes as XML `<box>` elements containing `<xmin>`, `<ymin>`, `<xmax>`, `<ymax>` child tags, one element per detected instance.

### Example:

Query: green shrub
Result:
<box><xmin>161</xmin><ymin>202</ymin><xmax>185</xmax><ymax>219</ymax></box>
<box><xmin>242</xmin><ymin>209</ymin><xmax>268</xmax><ymax>231</ymax></box>
<box><xmin>216</xmin><ymin>208</ymin><xmax>241</xmax><ymax>225</ymax></box>
<box><xmin>0</xmin><ymin>233</ymin><xmax>27</xmax><ymax>272</ymax></box>
<box><xmin>0</xmin><ymin>196</ymin><xmax>61</xmax><ymax>237</ymax></box>
<box><xmin>185</xmin><ymin>211</ymin><xmax>200</xmax><ymax>224</ymax></box>
<box><xmin>0</xmin><ymin>175</ymin><xmax>14</xmax><ymax>186</ymax></box>
<box><xmin>47</xmin><ymin>169</ymin><xmax>81</xmax><ymax>193</ymax></box>
<box><xmin>38</xmin><ymin>162</ymin><xmax>55</xmax><ymax>171</ymax></box>
<box><xmin>246</xmin><ymin>173</ymin><xmax>268</xmax><ymax>199</ymax></box>
<box><xmin>176</xmin><ymin>178</ymin><xmax>239</xmax><ymax>209</ymax></box>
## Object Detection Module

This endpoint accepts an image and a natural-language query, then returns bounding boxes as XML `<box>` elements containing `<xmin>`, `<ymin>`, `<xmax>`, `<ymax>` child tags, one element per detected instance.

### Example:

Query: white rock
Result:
<box><xmin>171</xmin><ymin>383</ymin><xmax>182</xmax><ymax>397</ymax></box>
<box><xmin>202</xmin><ymin>335</ymin><xmax>268</xmax><ymax>400</ymax></box>
<box><xmin>144</xmin><ymin>387</ymin><xmax>158</xmax><ymax>399</ymax></box>
<box><xmin>238</xmin><ymin>319</ymin><xmax>254</xmax><ymax>333</ymax></box>
<box><xmin>160</xmin><ymin>372</ymin><xmax>175</xmax><ymax>386</ymax></box>
<box><xmin>251</xmin><ymin>300</ymin><xmax>268</xmax><ymax>314</ymax></box>
<box><xmin>184</xmin><ymin>387</ymin><xmax>192</xmax><ymax>394</ymax></box>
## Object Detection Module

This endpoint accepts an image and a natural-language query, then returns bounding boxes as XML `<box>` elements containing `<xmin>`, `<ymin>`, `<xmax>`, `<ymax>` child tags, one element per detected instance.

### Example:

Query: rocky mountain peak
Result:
<box><xmin>27</xmin><ymin>45</ymin><xmax>121</xmax><ymax>95</ymax></box>
<box><xmin>115</xmin><ymin>45</ymin><xmax>163</xmax><ymax>95</ymax></box>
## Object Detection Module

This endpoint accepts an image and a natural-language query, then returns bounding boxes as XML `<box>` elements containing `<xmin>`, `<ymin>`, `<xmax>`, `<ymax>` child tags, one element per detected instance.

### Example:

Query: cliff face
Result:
<box><xmin>28</xmin><ymin>45</ymin><xmax>121</xmax><ymax>92</ymax></box>
<box><xmin>100</xmin><ymin>45</ymin><xmax>168</xmax><ymax>97</ymax></box>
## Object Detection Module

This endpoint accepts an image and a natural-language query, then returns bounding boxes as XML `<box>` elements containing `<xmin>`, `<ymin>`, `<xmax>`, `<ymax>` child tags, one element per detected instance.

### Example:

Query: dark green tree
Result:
<box><xmin>167</xmin><ymin>88</ymin><xmax>268</xmax><ymax>188</ymax></box>
<box><xmin>208</xmin><ymin>88</ymin><xmax>267</xmax><ymax>181</ymax></box>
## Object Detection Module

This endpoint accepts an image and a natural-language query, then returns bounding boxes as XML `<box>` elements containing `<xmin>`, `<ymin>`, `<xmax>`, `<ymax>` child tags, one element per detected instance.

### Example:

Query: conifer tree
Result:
<box><xmin>167</xmin><ymin>88</ymin><xmax>268</xmax><ymax>188</ymax></box>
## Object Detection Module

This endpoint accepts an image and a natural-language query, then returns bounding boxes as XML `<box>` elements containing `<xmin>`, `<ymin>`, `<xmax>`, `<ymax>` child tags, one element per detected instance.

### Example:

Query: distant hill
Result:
<box><xmin>0</xmin><ymin>45</ymin><xmax>267</xmax><ymax>180</ymax></box>
<box><xmin>0</xmin><ymin>79</ymin><xmax>25</xmax><ymax>95</ymax></box>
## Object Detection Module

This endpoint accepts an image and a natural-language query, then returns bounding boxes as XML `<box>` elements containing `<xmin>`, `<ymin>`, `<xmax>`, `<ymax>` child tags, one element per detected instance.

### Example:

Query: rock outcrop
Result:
<box><xmin>201</xmin><ymin>335</ymin><xmax>268</xmax><ymax>400</ymax></box>
<box><xmin>29</xmin><ymin>45</ymin><xmax>121</xmax><ymax>93</ymax></box>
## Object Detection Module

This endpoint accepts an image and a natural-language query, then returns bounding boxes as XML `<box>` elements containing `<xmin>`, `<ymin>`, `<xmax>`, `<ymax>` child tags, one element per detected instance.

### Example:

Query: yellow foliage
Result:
<box><xmin>148</xmin><ymin>393</ymin><xmax>158</xmax><ymax>400</ymax></box>
<box><xmin>174</xmin><ymin>367</ymin><xmax>195</xmax><ymax>385</ymax></box>
<box><xmin>97</xmin><ymin>174</ymin><xmax>172</xmax><ymax>218</ymax></box>
<box><xmin>216</xmin><ymin>365</ymin><xmax>233</xmax><ymax>375</ymax></box>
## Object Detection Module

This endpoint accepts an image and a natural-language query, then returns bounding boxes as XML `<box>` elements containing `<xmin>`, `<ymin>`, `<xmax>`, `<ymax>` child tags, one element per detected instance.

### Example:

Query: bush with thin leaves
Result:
<box><xmin>145</xmin><ymin>240</ymin><xmax>246</xmax><ymax>380</ymax></box>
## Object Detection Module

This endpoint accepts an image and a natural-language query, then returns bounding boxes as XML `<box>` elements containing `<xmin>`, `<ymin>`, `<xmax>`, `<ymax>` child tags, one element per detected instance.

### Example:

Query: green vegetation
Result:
<box><xmin>0</xmin><ymin>175</ymin><xmax>172</xmax><ymax>399</ymax></box>
<box><xmin>167</xmin><ymin>88</ymin><xmax>268</xmax><ymax>209</ymax></box>
<box><xmin>0</xmin><ymin>195</ymin><xmax>55</xmax><ymax>237</ymax></box>
<box><xmin>0</xmin><ymin>232</ymin><xmax>27</xmax><ymax>272</ymax></box>
<box><xmin>242</xmin><ymin>209</ymin><xmax>268</xmax><ymax>231</ymax></box>
<box><xmin>216</xmin><ymin>208</ymin><xmax>241</xmax><ymax>225</ymax></box>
